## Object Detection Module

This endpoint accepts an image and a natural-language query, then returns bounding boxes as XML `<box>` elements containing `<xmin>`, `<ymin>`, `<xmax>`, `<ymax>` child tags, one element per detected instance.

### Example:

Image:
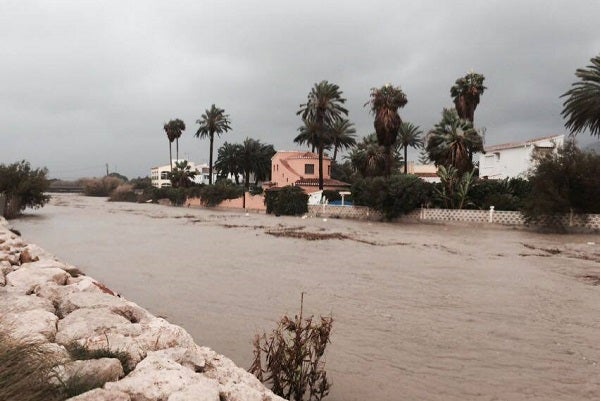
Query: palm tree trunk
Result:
<box><xmin>318</xmin><ymin>145</ymin><xmax>324</xmax><ymax>190</ymax></box>
<box><xmin>243</xmin><ymin>171</ymin><xmax>250</xmax><ymax>209</ymax></box>
<box><xmin>385</xmin><ymin>147</ymin><xmax>391</xmax><ymax>178</ymax></box>
<box><xmin>176</xmin><ymin>138</ymin><xmax>179</xmax><ymax>162</ymax></box>
<box><xmin>169</xmin><ymin>142</ymin><xmax>173</xmax><ymax>172</ymax></box>
<box><xmin>333</xmin><ymin>146</ymin><xmax>338</xmax><ymax>162</ymax></box>
<box><xmin>209</xmin><ymin>134</ymin><xmax>214</xmax><ymax>185</ymax></box>
<box><xmin>404</xmin><ymin>145</ymin><xmax>408</xmax><ymax>174</ymax></box>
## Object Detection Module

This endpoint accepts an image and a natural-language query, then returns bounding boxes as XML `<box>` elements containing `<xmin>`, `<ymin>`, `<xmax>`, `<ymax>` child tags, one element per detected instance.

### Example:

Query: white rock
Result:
<box><xmin>83</xmin><ymin>332</ymin><xmax>146</xmax><ymax>371</ymax></box>
<box><xmin>55</xmin><ymin>308</ymin><xmax>140</xmax><ymax>346</ymax></box>
<box><xmin>4</xmin><ymin>309</ymin><xmax>58</xmax><ymax>342</ymax></box>
<box><xmin>137</xmin><ymin>318</ymin><xmax>197</xmax><ymax>351</ymax></box>
<box><xmin>59</xmin><ymin>291</ymin><xmax>151</xmax><ymax>323</ymax></box>
<box><xmin>0</xmin><ymin>291</ymin><xmax>55</xmax><ymax>313</ymax></box>
<box><xmin>105</xmin><ymin>350</ymin><xmax>204</xmax><ymax>400</ymax></box>
<box><xmin>6</xmin><ymin>265</ymin><xmax>69</xmax><ymax>293</ymax></box>
<box><xmin>66</xmin><ymin>388</ymin><xmax>131</xmax><ymax>401</ymax></box>
<box><xmin>57</xmin><ymin>358</ymin><xmax>124</xmax><ymax>388</ymax></box>
<box><xmin>167</xmin><ymin>378</ymin><xmax>220</xmax><ymax>401</ymax></box>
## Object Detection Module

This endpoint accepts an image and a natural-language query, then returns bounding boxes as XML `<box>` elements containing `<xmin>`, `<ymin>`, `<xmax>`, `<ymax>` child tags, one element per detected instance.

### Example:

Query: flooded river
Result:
<box><xmin>13</xmin><ymin>194</ymin><xmax>599</xmax><ymax>401</ymax></box>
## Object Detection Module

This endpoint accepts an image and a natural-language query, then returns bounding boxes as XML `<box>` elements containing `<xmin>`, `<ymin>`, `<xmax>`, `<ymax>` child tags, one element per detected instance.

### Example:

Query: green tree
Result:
<box><xmin>214</xmin><ymin>142</ymin><xmax>243</xmax><ymax>185</ymax></box>
<box><xmin>522</xmin><ymin>141</ymin><xmax>599</xmax><ymax>220</ymax></box>
<box><xmin>297</xmin><ymin>81</ymin><xmax>348</xmax><ymax>190</ymax></box>
<box><xmin>560</xmin><ymin>55</ymin><xmax>600</xmax><ymax>137</ymax></box>
<box><xmin>366</xmin><ymin>84</ymin><xmax>408</xmax><ymax>176</ymax></box>
<box><xmin>398</xmin><ymin>122</ymin><xmax>423</xmax><ymax>174</ymax></box>
<box><xmin>0</xmin><ymin>161</ymin><xmax>50</xmax><ymax>219</ymax></box>
<box><xmin>237</xmin><ymin>138</ymin><xmax>276</xmax><ymax>190</ymax></box>
<box><xmin>164</xmin><ymin>119</ymin><xmax>186</xmax><ymax>171</ymax></box>
<box><xmin>168</xmin><ymin>160</ymin><xmax>198</xmax><ymax>188</ymax></box>
<box><xmin>195</xmin><ymin>105</ymin><xmax>232</xmax><ymax>184</ymax></box>
<box><xmin>450</xmin><ymin>71</ymin><xmax>486</xmax><ymax>124</ymax></box>
<box><xmin>433</xmin><ymin>165</ymin><xmax>475</xmax><ymax>209</ymax></box>
<box><xmin>348</xmin><ymin>133</ymin><xmax>402</xmax><ymax>178</ymax></box>
<box><xmin>329</xmin><ymin>119</ymin><xmax>357</xmax><ymax>162</ymax></box>
<box><xmin>417</xmin><ymin>148</ymin><xmax>430</xmax><ymax>164</ymax></box>
<box><xmin>426</xmin><ymin>109</ymin><xmax>483</xmax><ymax>174</ymax></box>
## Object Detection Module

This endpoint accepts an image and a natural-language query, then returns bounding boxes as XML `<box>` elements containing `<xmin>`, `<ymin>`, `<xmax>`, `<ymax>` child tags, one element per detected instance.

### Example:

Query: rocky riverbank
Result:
<box><xmin>0</xmin><ymin>216</ymin><xmax>284</xmax><ymax>401</ymax></box>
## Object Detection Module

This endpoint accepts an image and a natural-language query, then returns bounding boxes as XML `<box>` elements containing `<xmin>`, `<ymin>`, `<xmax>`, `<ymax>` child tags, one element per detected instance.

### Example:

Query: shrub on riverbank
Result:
<box><xmin>0</xmin><ymin>160</ymin><xmax>50</xmax><ymax>219</ymax></box>
<box><xmin>352</xmin><ymin>175</ymin><xmax>433</xmax><ymax>220</ymax></box>
<box><xmin>108</xmin><ymin>184</ymin><xmax>138</xmax><ymax>202</ymax></box>
<box><xmin>265</xmin><ymin>186</ymin><xmax>308</xmax><ymax>216</ymax></box>
<box><xmin>250</xmin><ymin>295</ymin><xmax>333</xmax><ymax>401</ymax></box>
<box><xmin>82</xmin><ymin>177</ymin><xmax>123</xmax><ymax>197</ymax></box>
<box><xmin>198</xmin><ymin>181</ymin><xmax>243</xmax><ymax>207</ymax></box>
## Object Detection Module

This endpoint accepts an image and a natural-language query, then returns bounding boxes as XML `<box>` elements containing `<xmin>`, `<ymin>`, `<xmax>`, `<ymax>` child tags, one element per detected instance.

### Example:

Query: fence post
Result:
<box><xmin>489</xmin><ymin>206</ymin><xmax>495</xmax><ymax>223</ymax></box>
<box><xmin>569</xmin><ymin>208</ymin><xmax>574</xmax><ymax>227</ymax></box>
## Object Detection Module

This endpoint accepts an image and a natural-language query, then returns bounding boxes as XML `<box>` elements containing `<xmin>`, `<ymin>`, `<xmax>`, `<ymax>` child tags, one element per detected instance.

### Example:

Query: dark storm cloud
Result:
<box><xmin>0</xmin><ymin>0</ymin><xmax>598</xmax><ymax>179</ymax></box>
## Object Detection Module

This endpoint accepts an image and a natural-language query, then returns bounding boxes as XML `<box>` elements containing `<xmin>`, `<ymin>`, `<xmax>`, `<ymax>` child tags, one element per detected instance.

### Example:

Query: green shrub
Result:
<box><xmin>108</xmin><ymin>184</ymin><xmax>138</xmax><ymax>202</ymax></box>
<box><xmin>82</xmin><ymin>176</ymin><xmax>124</xmax><ymax>197</ymax></box>
<box><xmin>199</xmin><ymin>182</ymin><xmax>243</xmax><ymax>207</ymax></box>
<box><xmin>0</xmin><ymin>160</ymin><xmax>50</xmax><ymax>219</ymax></box>
<box><xmin>468</xmin><ymin>178</ymin><xmax>531</xmax><ymax>211</ymax></box>
<box><xmin>249</xmin><ymin>185</ymin><xmax>264</xmax><ymax>196</ymax></box>
<box><xmin>522</xmin><ymin>142</ymin><xmax>599</xmax><ymax>221</ymax></box>
<box><xmin>148</xmin><ymin>187</ymin><xmax>188</xmax><ymax>206</ymax></box>
<box><xmin>265</xmin><ymin>186</ymin><xmax>308</xmax><ymax>216</ymax></box>
<box><xmin>352</xmin><ymin>175</ymin><xmax>433</xmax><ymax>220</ymax></box>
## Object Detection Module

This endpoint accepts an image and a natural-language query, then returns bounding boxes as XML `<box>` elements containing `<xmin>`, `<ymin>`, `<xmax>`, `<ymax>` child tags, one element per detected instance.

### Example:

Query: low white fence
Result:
<box><xmin>308</xmin><ymin>204</ymin><xmax>600</xmax><ymax>230</ymax></box>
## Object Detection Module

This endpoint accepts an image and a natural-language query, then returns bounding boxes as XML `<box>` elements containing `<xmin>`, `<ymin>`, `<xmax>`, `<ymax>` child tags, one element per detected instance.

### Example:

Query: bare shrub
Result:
<box><xmin>108</xmin><ymin>184</ymin><xmax>137</xmax><ymax>202</ymax></box>
<box><xmin>81</xmin><ymin>176</ymin><xmax>124</xmax><ymax>197</ymax></box>
<box><xmin>250</xmin><ymin>294</ymin><xmax>333</xmax><ymax>401</ymax></box>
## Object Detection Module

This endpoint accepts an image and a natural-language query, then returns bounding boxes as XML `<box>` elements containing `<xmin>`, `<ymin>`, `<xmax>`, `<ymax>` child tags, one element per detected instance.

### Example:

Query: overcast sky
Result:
<box><xmin>1</xmin><ymin>0</ymin><xmax>599</xmax><ymax>179</ymax></box>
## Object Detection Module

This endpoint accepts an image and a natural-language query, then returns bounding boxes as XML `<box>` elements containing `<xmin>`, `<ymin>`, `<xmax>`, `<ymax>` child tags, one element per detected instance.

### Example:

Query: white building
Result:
<box><xmin>479</xmin><ymin>134</ymin><xmax>564</xmax><ymax>179</ymax></box>
<box><xmin>150</xmin><ymin>160</ymin><xmax>217</xmax><ymax>188</ymax></box>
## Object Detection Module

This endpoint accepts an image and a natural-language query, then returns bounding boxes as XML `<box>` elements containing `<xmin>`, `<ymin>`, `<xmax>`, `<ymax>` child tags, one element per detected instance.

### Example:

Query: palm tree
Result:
<box><xmin>237</xmin><ymin>138</ymin><xmax>276</xmax><ymax>209</ymax></box>
<box><xmin>426</xmin><ymin>109</ymin><xmax>483</xmax><ymax>174</ymax></box>
<box><xmin>214</xmin><ymin>142</ymin><xmax>243</xmax><ymax>185</ymax></box>
<box><xmin>349</xmin><ymin>133</ymin><xmax>402</xmax><ymax>177</ymax></box>
<box><xmin>398</xmin><ymin>122</ymin><xmax>423</xmax><ymax>173</ymax></box>
<box><xmin>330</xmin><ymin>119</ymin><xmax>357</xmax><ymax>162</ymax></box>
<box><xmin>163</xmin><ymin>119</ymin><xmax>186</xmax><ymax>170</ymax></box>
<box><xmin>561</xmin><ymin>55</ymin><xmax>600</xmax><ymax>137</ymax></box>
<box><xmin>168</xmin><ymin>160</ymin><xmax>197</xmax><ymax>188</ymax></box>
<box><xmin>450</xmin><ymin>71</ymin><xmax>486</xmax><ymax>123</ymax></box>
<box><xmin>294</xmin><ymin>119</ymin><xmax>321</xmax><ymax>153</ymax></box>
<box><xmin>366</xmin><ymin>84</ymin><xmax>408</xmax><ymax>176</ymax></box>
<box><xmin>195</xmin><ymin>105</ymin><xmax>232</xmax><ymax>184</ymax></box>
<box><xmin>297</xmin><ymin>80</ymin><xmax>348</xmax><ymax>190</ymax></box>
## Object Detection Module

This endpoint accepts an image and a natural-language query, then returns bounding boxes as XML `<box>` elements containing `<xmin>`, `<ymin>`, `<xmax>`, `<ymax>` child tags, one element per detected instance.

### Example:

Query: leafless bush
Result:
<box><xmin>81</xmin><ymin>176</ymin><xmax>123</xmax><ymax>197</ymax></box>
<box><xmin>108</xmin><ymin>184</ymin><xmax>137</xmax><ymax>202</ymax></box>
<box><xmin>250</xmin><ymin>294</ymin><xmax>333</xmax><ymax>401</ymax></box>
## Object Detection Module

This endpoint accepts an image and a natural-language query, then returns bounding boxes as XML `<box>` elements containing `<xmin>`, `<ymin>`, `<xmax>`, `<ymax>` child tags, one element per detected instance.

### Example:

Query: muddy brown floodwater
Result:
<box><xmin>13</xmin><ymin>194</ymin><xmax>600</xmax><ymax>401</ymax></box>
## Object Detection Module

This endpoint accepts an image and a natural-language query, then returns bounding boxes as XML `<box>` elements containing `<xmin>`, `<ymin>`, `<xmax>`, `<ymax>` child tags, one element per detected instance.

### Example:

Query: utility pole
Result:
<box><xmin>106</xmin><ymin>163</ymin><xmax>109</xmax><ymax>176</ymax></box>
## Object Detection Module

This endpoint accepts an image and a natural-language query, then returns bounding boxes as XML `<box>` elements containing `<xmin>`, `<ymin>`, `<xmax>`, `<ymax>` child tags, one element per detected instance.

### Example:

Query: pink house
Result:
<box><xmin>265</xmin><ymin>151</ymin><xmax>349</xmax><ymax>193</ymax></box>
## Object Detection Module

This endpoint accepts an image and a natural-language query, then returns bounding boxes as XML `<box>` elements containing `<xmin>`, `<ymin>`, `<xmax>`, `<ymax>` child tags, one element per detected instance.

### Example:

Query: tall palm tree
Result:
<box><xmin>297</xmin><ymin>80</ymin><xmax>348</xmax><ymax>190</ymax></box>
<box><xmin>214</xmin><ymin>142</ymin><xmax>243</xmax><ymax>184</ymax></box>
<box><xmin>294</xmin><ymin>119</ymin><xmax>320</xmax><ymax>153</ymax></box>
<box><xmin>168</xmin><ymin>160</ymin><xmax>197</xmax><ymax>188</ymax></box>
<box><xmin>398</xmin><ymin>122</ymin><xmax>423</xmax><ymax>174</ymax></box>
<box><xmin>366</xmin><ymin>84</ymin><xmax>408</xmax><ymax>177</ymax></box>
<box><xmin>195</xmin><ymin>105</ymin><xmax>232</xmax><ymax>184</ymax></box>
<box><xmin>450</xmin><ymin>71</ymin><xmax>486</xmax><ymax>123</ymax></box>
<box><xmin>163</xmin><ymin>118</ymin><xmax>186</xmax><ymax>171</ymax></box>
<box><xmin>426</xmin><ymin>109</ymin><xmax>483</xmax><ymax>175</ymax></box>
<box><xmin>330</xmin><ymin>119</ymin><xmax>357</xmax><ymax>162</ymax></box>
<box><xmin>561</xmin><ymin>55</ymin><xmax>600</xmax><ymax>137</ymax></box>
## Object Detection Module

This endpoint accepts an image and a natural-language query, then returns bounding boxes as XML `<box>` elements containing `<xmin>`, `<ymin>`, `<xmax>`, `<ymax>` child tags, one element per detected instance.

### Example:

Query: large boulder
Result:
<box><xmin>0</xmin><ymin>291</ymin><xmax>55</xmax><ymax>314</ymax></box>
<box><xmin>58</xmin><ymin>291</ymin><xmax>151</xmax><ymax>324</ymax></box>
<box><xmin>3</xmin><ymin>309</ymin><xmax>58</xmax><ymax>342</ymax></box>
<box><xmin>55</xmin><ymin>308</ymin><xmax>141</xmax><ymax>346</ymax></box>
<box><xmin>105</xmin><ymin>350</ymin><xmax>207</xmax><ymax>401</ymax></box>
<box><xmin>167</xmin><ymin>378</ymin><xmax>220</xmax><ymax>401</ymax></box>
<box><xmin>56</xmin><ymin>358</ymin><xmax>124</xmax><ymax>389</ymax></box>
<box><xmin>6</xmin><ymin>263</ymin><xmax>69</xmax><ymax>293</ymax></box>
<box><xmin>66</xmin><ymin>388</ymin><xmax>131</xmax><ymax>401</ymax></box>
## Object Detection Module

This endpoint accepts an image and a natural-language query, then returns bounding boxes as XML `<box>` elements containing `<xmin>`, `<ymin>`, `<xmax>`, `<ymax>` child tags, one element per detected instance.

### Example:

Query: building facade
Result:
<box><xmin>150</xmin><ymin>160</ymin><xmax>217</xmax><ymax>188</ymax></box>
<box><xmin>478</xmin><ymin>134</ymin><xmax>564</xmax><ymax>179</ymax></box>
<box><xmin>265</xmin><ymin>151</ymin><xmax>349</xmax><ymax>193</ymax></box>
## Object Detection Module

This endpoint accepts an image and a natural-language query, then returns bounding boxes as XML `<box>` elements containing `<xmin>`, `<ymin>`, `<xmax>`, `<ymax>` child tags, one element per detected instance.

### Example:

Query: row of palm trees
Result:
<box><xmin>294</xmin><ymin>72</ymin><xmax>487</xmax><ymax>188</ymax></box>
<box><xmin>164</xmin><ymin>105</ymin><xmax>231</xmax><ymax>183</ymax></box>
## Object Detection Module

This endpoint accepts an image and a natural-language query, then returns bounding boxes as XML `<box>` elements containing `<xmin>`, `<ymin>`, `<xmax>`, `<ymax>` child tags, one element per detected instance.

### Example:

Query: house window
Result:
<box><xmin>305</xmin><ymin>164</ymin><xmax>314</xmax><ymax>174</ymax></box>
<box><xmin>160</xmin><ymin>171</ymin><xmax>169</xmax><ymax>179</ymax></box>
<box><xmin>328</xmin><ymin>165</ymin><xmax>331</xmax><ymax>176</ymax></box>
